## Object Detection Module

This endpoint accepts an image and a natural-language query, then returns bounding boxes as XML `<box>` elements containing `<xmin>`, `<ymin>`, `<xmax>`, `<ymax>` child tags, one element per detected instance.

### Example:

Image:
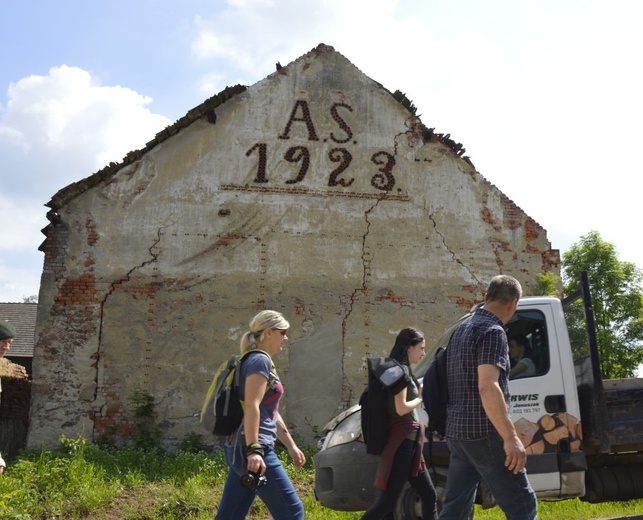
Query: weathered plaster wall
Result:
<box><xmin>28</xmin><ymin>44</ymin><xmax>559</xmax><ymax>449</ymax></box>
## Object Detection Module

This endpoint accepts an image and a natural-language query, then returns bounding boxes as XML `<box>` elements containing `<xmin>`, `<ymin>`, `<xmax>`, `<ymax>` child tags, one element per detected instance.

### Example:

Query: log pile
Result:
<box><xmin>515</xmin><ymin>412</ymin><xmax>583</xmax><ymax>454</ymax></box>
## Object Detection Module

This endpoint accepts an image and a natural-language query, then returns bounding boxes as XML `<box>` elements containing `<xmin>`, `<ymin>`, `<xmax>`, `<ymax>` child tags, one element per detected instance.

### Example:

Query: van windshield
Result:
<box><xmin>413</xmin><ymin>312</ymin><xmax>472</xmax><ymax>378</ymax></box>
<box><xmin>412</xmin><ymin>306</ymin><xmax>551</xmax><ymax>380</ymax></box>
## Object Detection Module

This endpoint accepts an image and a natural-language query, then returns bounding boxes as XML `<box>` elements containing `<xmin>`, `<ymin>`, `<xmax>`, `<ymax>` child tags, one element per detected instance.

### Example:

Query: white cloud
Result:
<box><xmin>2</xmin><ymin>66</ymin><xmax>171</xmax><ymax>176</ymax></box>
<box><xmin>185</xmin><ymin>0</ymin><xmax>642</xmax><ymax>274</ymax></box>
<box><xmin>190</xmin><ymin>0</ymin><xmax>344</xmax><ymax>73</ymax></box>
<box><xmin>197</xmin><ymin>72</ymin><xmax>228</xmax><ymax>98</ymax></box>
<box><xmin>0</xmin><ymin>255</ymin><xmax>42</xmax><ymax>302</ymax></box>
<box><xmin>0</xmin><ymin>65</ymin><xmax>172</xmax><ymax>302</ymax></box>
<box><xmin>191</xmin><ymin>28</ymin><xmax>228</xmax><ymax>61</ymax></box>
<box><xmin>0</xmin><ymin>197</ymin><xmax>44</xmax><ymax>251</ymax></box>
<box><xmin>3</xmin><ymin>0</ymin><xmax>643</xmax><ymax>303</ymax></box>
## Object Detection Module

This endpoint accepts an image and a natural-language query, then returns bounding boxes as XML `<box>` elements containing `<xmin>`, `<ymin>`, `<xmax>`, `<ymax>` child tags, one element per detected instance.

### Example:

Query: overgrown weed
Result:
<box><xmin>0</xmin><ymin>437</ymin><xmax>642</xmax><ymax>519</ymax></box>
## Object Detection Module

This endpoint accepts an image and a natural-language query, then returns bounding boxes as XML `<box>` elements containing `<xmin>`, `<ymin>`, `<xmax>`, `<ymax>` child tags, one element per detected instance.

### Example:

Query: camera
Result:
<box><xmin>240</xmin><ymin>471</ymin><xmax>268</xmax><ymax>491</ymax></box>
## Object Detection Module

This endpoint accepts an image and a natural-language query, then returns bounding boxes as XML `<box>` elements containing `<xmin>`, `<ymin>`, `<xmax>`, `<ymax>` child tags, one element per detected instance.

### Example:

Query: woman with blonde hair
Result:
<box><xmin>215</xmin><ymin>310</ymin><xmax>305</xmax><ymax>520</ymax></box>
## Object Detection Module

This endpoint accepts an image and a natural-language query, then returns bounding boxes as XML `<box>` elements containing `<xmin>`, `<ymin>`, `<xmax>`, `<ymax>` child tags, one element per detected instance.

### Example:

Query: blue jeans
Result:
<box><xmin>215</xmin><ymin>443</ymin><xmax>304</xmax><ymax>520</ymax></box>
<box><xmin>440</xmin><ymin>433</ymin><xmax>537</xmax><ymax>520</ymax></box>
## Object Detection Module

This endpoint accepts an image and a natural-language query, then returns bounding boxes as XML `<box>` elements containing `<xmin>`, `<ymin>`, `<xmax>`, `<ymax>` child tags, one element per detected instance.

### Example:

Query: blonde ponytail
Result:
<box><xmin>240</xmin><ymin>310</ymin><xmax>290</xmax><ymax>353</ymax></box>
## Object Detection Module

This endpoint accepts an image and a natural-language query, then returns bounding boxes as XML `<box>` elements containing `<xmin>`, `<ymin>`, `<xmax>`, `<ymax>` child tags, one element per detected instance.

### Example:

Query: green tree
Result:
<box><xmin>562</xmin><ymin>231</ymin><xmax>643</xmax><ymax>378</ymax></box>
<box><xmin>532</xmin><ymin>271</ymin><xmax>560</xmax><ymax>296</ymax></box>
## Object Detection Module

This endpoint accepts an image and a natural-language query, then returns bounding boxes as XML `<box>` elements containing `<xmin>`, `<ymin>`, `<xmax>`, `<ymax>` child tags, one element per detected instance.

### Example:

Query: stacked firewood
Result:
<box><xmin>515</xmin><ymin>412</ymin><xmax>583</xmax><ymax>454</ymax></box>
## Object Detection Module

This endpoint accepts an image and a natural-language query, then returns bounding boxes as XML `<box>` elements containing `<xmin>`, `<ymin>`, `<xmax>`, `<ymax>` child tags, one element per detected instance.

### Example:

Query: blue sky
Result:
<box><xmin>1</xmin><ymin>0</ymin><xmax>643</xmax><ymax>302</ymax></box>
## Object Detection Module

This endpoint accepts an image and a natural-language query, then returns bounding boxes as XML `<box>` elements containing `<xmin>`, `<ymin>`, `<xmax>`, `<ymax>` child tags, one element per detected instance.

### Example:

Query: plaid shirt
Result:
<box><xmin>445</xmin><ymin>307</ymin><xmax>511</xmax><ymax>439</ymax></box>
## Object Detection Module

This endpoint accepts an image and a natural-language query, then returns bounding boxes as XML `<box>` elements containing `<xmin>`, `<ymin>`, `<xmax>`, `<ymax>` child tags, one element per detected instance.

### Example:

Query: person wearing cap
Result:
<box><xmin>0</xmin><ymin>320</ymin><xmax>16</xmax><ymax>474</ymax></box>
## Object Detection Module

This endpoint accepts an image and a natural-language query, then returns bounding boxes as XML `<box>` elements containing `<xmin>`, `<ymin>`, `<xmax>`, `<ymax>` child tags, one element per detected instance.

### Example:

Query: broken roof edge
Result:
<box><xmin>43</xmin><ymin>43</ymin><xmax>334</xmax><ymax>212</ymax></box>
<box><xmin>44</xmin><ymin>43</ymin><xmax>473</xmax><ymax>213</ymax></box>
<box><xmin>41</xmin><ymin>43</ymin><xmax>549</xmax><ymax>246</ymax></box>
<box><xmin>45</xmin><ymin>83</ymin><xmax>248</xmax><ymax>212</ymax></box>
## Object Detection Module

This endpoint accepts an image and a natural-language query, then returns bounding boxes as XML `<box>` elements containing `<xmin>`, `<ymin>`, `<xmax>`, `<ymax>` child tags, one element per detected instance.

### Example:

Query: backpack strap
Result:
<box><xmin>234</xmin><ymin>349</ymin><xmax>277</xmax><ymax>395</ymax></box>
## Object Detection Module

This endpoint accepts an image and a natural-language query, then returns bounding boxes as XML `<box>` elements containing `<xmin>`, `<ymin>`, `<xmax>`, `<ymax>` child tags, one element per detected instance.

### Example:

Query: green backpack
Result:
<box><xmin>200</xmin><ymin>349</ymin><xmax>275</xmax><ymax>436</ymax></box>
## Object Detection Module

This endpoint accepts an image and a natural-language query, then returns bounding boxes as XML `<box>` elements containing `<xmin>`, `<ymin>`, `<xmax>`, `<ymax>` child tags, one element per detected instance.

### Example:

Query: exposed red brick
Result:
<box><xmin>294</xmin><ymin>298</ymin><xmax>306</xmax><ymax>315</ymax></box>
<box><xmin>375</xmin><ymin>289</ymin><xmax>415</xmax><ymax>308</ymax></box>
<box><xmin>488</xmin><ymin>238</ymin><xmax>511</xmax><ymax>252</ymax></box>
<box><xmin>54</xmin><ymin>274</ymin><xmax>98</xmax><ymax>305</ymax></box>
<box><xmin>86</xmin><ymin>219</ymin><xmax>99</xmax><ymax>246</ymax></box>
<box><xmin>524</xmin><ymin>218</ymin><xmax>540</xmax><ymax>242</ymax></box>
<box><xmin>449</xmin><ymin>296</ymin><xmax>477</xmax><ymax>310</ymax></box>
<box><xmin>480</xmin><ymin>208</ymin><xmax>502</xmax><ymax>232</ymax></box>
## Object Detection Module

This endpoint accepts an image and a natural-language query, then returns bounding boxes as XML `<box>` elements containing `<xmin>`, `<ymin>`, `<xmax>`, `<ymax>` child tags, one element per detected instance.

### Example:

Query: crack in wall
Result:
<box><xmin>334</xmin><ymin>113</ymin><xmax>478</xmax><ymax>406</ymax></box>
<box><xmin>106</xmin><ymin>224</ymin><xmax>169</xmax><ymax>297</ymax></box>
<box><xmin>90</xmin><ymin>220</ymin><xmax>175</xmax><ymax>439</ymax></box>
<box><xmin>428</xmin><ymin>212</ymin><xmax>481</xmax><ymax>286</ymax></box>
<box><xmin>340</xmin><ymin>195</ymin><xmax>385</xmax><ymax>405</ymax></box>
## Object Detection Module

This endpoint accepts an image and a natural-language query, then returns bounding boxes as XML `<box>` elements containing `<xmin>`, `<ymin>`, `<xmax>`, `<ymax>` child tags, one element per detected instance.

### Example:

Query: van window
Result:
<box><xmin>506</xmin><ymin>310</ymin><xmax>550</xmax><ymax>379</ymax></box>
<box><xmin>414</xmin><ymin>308</ymin><xmax>550</xmax><ymax>380</ymax></box>
<box><xmin>413</xmin><ymin>312</ymin><xmax>472</xmax><ymax>378</ymax></box>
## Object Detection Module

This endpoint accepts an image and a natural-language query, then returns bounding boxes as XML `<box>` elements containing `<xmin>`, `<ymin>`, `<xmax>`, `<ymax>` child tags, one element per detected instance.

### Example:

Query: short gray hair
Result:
<box><xmin>485</xmin><ymin>275</ymin><xmax>522</xmax><ymax>304</ymax></box>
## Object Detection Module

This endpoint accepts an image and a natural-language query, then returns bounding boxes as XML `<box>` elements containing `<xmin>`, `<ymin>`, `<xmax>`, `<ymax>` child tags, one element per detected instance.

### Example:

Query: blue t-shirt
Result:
<box><xmin>236</xmin><ymin>351</ymin><xmax>283</xmax><ymax>448</ymax></box>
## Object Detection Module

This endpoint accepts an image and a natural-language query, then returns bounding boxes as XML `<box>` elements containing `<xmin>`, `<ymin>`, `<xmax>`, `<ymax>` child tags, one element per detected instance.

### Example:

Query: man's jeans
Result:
<box><xmin>440</xmin><ymin>432</ymin><xmax>537</xmax><ymax>520</ymax></box>
<box><xmin>215</xmin><ymin>443</ymin><xmax>304</xmax><ymax>520</ymax></box>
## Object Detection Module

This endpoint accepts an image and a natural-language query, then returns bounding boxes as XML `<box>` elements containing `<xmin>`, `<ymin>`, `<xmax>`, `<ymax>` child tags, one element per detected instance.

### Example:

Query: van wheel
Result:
<box><xmin>393</xmin><ymin>481</ymin><xmax>444</xmax><ymax>519</ymax></box>
<box><xmin>393</xmin><ymin>467</ymin><xmax>447</xmax><ymax>519</ymax></box>
<box><xmin>393</xmin><ymin>483</ymin><xmax>423</xmax><ymax>519</ymax></box>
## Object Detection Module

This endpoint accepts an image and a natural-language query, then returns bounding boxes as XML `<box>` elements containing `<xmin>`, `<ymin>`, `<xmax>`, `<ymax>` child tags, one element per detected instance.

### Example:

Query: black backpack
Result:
<box><xmin>421</xmin><ymin>346</ymin><xmax>449</xmax><ymax>438</ymax></box>
<box><xmin>360</xmin><ymin>358</ymin><xmax>411</xmax><ymax>455</ymax></box>
<box><xmin>200</xmin><ymin>350</ymin><xmax>275</xmax><ymax>436</ymax></box>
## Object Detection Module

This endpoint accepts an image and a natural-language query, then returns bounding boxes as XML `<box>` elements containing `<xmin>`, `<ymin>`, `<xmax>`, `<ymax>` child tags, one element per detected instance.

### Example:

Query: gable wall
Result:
<box><xmin>28</xmin><ymin>46</ymin><xmax>559</xmax><ymax>449</ymax></box>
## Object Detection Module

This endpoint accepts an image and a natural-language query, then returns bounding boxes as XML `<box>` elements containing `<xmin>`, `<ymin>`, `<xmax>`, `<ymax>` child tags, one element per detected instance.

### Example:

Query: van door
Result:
<box><xmin>507</xmin><ymin>303</ymin><xmax>585</xmax><ymax>499</ymax></box>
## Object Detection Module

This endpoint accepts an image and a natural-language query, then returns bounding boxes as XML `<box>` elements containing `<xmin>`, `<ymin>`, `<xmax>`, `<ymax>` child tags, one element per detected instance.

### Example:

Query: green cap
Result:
<box><xmin>0</xmin><ymin>321</ymin><xmax>16</xmax><ymax>340</ymax></box>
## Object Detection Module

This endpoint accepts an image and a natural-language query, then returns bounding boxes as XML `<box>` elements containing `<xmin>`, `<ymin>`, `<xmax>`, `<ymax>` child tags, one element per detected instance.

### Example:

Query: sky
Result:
<box><xmin>1</xmin><ymin>0</ymin><xmax>642</xmax><ymax>303</ymax></box>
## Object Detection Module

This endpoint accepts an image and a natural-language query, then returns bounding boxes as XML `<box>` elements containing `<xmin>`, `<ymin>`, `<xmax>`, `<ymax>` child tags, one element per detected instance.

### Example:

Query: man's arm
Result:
<box><xmin>478</xmin><ymin>363</ymin><xmax>526</xmax><ymax>474</ymax></box>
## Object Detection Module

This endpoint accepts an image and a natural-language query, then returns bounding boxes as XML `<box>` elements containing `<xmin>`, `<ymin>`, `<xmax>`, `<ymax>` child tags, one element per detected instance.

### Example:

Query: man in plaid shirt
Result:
<box><xmin>439</xmin><ymin>275</ymin><xmax>537</xmax><ymax>520</ymax></box>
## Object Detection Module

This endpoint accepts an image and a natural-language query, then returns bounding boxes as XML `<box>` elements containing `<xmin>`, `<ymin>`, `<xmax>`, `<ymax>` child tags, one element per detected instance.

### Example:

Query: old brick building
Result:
<box><xmin>27</xmin><ymin>44</ymin><xmax>559</xmax><ymax>449</ymax></box>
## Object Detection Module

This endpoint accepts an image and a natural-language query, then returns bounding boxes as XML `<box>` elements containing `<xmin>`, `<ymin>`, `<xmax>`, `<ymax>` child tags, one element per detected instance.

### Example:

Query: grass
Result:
<box><xmin>0</xmin><ymin>436</ymin><xmax>642</xmax><ymax>519</ymax></box>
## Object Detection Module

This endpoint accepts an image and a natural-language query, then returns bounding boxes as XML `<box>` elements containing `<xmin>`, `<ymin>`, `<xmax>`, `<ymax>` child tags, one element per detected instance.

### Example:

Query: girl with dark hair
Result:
<box><xmin>362</xmin><ymin>327</ymin><xmax>438</xmax><ymax>519</ymax></box>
